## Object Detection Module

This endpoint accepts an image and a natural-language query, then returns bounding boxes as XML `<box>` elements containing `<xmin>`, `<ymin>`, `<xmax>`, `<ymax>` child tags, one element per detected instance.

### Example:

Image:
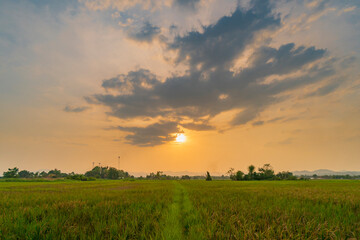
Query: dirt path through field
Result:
<box><xmin>159</xmin><ymin>181</ymin><xmax>204</xmax><ymax>240</ymax></box>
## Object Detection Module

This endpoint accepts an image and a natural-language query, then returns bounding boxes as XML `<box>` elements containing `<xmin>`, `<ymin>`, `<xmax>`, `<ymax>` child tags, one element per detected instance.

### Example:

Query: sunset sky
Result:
<box><xmin>1</xmin><ymin>0</ymin><xmax>360</xmax><ymax>175</ymax></box>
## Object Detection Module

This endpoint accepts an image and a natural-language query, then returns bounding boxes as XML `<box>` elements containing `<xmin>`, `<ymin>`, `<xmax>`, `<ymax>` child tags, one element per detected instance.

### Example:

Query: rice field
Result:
<box><xmin>0</xmin><ymin>180</ymin><xmax>359</xmax><ymax>239</ymax></box>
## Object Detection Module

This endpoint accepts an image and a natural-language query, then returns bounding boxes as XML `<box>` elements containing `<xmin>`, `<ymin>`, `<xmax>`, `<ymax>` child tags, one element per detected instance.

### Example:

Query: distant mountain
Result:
<box><xmin>293</xmin><ymin>169</ymin><xmax>360</xmax><ymax>176</ymax></box>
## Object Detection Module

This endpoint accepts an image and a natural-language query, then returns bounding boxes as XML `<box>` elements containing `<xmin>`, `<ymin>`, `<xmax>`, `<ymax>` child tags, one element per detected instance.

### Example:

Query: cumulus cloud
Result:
<box><xmin>63</xmin><ymin>105</ymin><xmax>89</xmax><ymax>113</ymax></box>
<box><xmin>86</xmin><ymin>0</ymin><xmax>338</xmax><ymax>146</ymax></box>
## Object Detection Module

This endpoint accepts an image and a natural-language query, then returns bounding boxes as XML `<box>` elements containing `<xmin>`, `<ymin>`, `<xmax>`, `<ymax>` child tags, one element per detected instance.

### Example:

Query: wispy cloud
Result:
<box><xmin>63</xmin><ymin>105</ymin><xmax>89</xmax><ymax>113</ymax></box>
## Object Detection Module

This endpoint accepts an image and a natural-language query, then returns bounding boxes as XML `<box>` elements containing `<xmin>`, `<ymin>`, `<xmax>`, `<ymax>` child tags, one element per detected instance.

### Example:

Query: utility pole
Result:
<box><xmin>118</xmin><ymin>156</ymin><xmax>120</xmax><ymax>170</ymax></box>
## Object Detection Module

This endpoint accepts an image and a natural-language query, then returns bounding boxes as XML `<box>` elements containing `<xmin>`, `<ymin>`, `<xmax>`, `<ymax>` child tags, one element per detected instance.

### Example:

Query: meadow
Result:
<box><xmin>0</xmin><ymin>180</ymin><xmax>359</xmax><ymax>239</ymax></box>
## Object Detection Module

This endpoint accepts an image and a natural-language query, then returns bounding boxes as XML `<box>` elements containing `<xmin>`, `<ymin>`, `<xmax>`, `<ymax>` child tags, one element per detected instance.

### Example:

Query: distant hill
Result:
<box><xmin>293</xmin><ymin>169</ymin><xmax>360</xmax><ymax>176</ymax></box>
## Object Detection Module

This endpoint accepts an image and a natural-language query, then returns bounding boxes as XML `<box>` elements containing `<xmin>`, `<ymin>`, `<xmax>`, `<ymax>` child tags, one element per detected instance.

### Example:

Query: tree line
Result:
<box><xmin>303</xmin><ymin>174</ymin><xmax>360</xmax><ymax>180</ymax></box>
<box><xmin>227</xmin><ymin>164</ymin><xmax>297</xmax><ymax>181</ymax></box>
<box><xmin>2</xmin><ymin>164</ymin><xmax>298</xmax><ymax>181</ymax></box>
<box><xmin>2</xmin><ymin>166</ymin><xmax>133</xmax><ymax>181</ymax></box>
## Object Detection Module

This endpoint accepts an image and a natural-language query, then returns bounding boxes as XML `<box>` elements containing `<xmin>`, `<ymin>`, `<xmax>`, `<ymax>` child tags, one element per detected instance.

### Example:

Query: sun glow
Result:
<box><xmin>175</xmin><ymin>133</ymin><xmax>186</xmax><ymax>143</ymax></box>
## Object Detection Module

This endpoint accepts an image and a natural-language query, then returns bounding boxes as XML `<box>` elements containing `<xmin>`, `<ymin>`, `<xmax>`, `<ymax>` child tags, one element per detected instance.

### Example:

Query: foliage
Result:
<box><xmin>85</xmin><ymin>166</ymin><xmax>132</xmax><ymax>179</ymax></box>
<box><xmin>276</xmin><ymin>171</ymin><xmax>297</xmax><ymax>180</ymax></box>
<box><xmin>303</xmin><ymin>174</ymin><xmax>360</xmax><ymax>180</ymax></box>
<box><xmin>227</xmin><ymin>168</ymin><xmax>236</xmax><ymax>180</ymax></box>
<box><xmin>235</xmin><ymin>171</ymin><xmax>244</xmax><ymax>181</ymax></box>
<box><xmin>205</xmin><ymin>171</ymin><xmax>212</xmax><ymax>181</ymax></box>
<box><xmin>248</xmin><ymin>165</ymin><xmax>255</xmax><ymax>180</ymax></box>
<box><xmin>2</xmin><ymin>167</ymin><xmax>132</xmax><ymax>180</ymax></box>
<box><xmin>3</xmin><ymin>168</ymin><xmax>19</xmax><ymax>178</ymax></box>
<box><xmin>181</xmin><ymin>175</ymin><xmax>191</xmax><ymax>180</ymax></box>
<box><xmin>146</xmin><ymin>171</ymin><xmax>178</xmax><ymax>180</ymax></box>
<box><xmin>228</xmin><ymin>164</ymin><xmax>297</xmax><ymax>181</ymax></box>
<box><xmin>18</xmin><ymin>170</ymin><xmax>33</xmax><ymax>178</ymax></box>
<box><xmin>66</xmin><ymin>174</ymin><xmax>96</xmax><ymax>181</ymax></box>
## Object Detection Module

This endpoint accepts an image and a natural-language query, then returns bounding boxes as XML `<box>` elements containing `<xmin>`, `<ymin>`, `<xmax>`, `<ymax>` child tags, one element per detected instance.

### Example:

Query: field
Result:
<box><xmin>0</xmin><ymin>180</ymin><xmax>359</xmax><ymax>239</ymax></box>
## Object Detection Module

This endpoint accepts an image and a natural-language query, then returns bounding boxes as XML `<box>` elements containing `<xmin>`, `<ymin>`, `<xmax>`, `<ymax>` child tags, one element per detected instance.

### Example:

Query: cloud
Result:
<box><xmin>181</xmin><ymin>122</ymin><xmax>215</xmax><ymax>131</ymax></box>
<box><xmin>173</xmin><ymin>0</ymin><xmax>201</xmax><ymax>10</ymax></box>
<box><xmin>168</xmin><ymin>0</ymin><xmax>281</xmax><ymax>71</ymax></box>
<box><xmin>63</xmin><ymin>105</ymin><xmax>89</xmax><ymax>113</ymax></box>
<box><xmin>252</xmin><ymin>121</ymin><xmax>264</xmax><ymax>126</ymax></box>
<box><xmin>127</xmin><ymin>21</ymin><xmax>161</xmax><ymax>43</ymax></box>
<box><xmin>79</xmin><ymin>0</ymin><xmax>168</xmax><ymax>12</ymax></box>
<box><xmin>118</xmin><ymin>121</ymin><xmax>181</xmax><ymax>146</ymax></box>
<box><xmin>267</xmin><ymin>117</ymin><xmax>284</xmax><ymax>123</ymax></box>
<box><xmin>304</xmin><ymin>81</ymin><xmax>339</xmax><ymax>98</ymax></box>
<box><xmin>86</xmin><ymin>0</ymin><xmax>337</xmax><ymax>146</ymax></box>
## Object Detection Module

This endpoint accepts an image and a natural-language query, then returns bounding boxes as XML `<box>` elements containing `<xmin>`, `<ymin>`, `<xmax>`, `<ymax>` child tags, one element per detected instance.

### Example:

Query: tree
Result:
<box><xmin>206</xmin><ymin>171</ymin><xmax>212</xmax><ymax>181</ymax></box>
<box><xmin>18</xmin><ymin>170</ymin><xmax>33</xmax><ymax>178</ymax></box>
<box><xmin>118</xmin><ymin>170</ymin><xmax>130</xmax><ymax>179</ymax></box>
<box><xmin>258</xmin><ymin>164</ymin><xmax>275</xmax><ymax>180</ymax></box>
<box><xmin>3</xmin><ymin>167</ymin><xmax>19</xmax><ymax>178</ymax></box>
<box><xmin>181</xmin><ymin>175</ymin><xmax>191</xmax><ymax>180</ymax></box>
<box><xmin>248</xmin><ymin>165</ymin><xmax>255</xmax><ymax>180</ymax></box>
<box><xmin>277</xmin><ymin>171</ymin><xmax>296</xmax><ymax>180</ymax></box>
<box><xmin>85</xmin><ymin>166</ymin><xmax>101</xmax><ymax>178</ymax></box>
<box><xmin>39</xmin><ymin>171</ymin><xmax>48</xmax><ymax>178</ymax></box>
<box><xmin>235</xmin><ymin>171</ymin><xmax>244</xmax><ymax>181</ymax></box>
<box><xmin>48</xmin><ymin>169</ymin><xmax>63</xmax><ymax>178</ymax></box>
<box><xmin>155</xmin><ymin>171</ymin><xmax>163</xmax><ymax>180</ymax></box>
<box><xmin>85</xmin><ymin>166</ymin><xmax>131</xmax><ymax>179</ymax></box>
<box><xmin>108</xmin><ymin>167</ymin><xmax>119</xmax><ymax>179</ymax></box>
<box><xmin>227</xmin><ymin>168</ymin><xmax>236</xmax><ymax>180</ymax></box>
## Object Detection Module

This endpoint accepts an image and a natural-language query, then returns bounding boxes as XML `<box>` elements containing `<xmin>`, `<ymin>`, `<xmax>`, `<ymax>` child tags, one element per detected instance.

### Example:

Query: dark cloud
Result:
<box><xmin>63</xmin><ymin>105</ymin><xmax>89</xmax><ymax>113</ymax></box>
<box><xmin>86</xmin><ymin>0</ymin><xmax>337</xmax><ymax>146</ymax></box>
<box><xmin>118</xmin><ymin>121</ymin><xmax>181</xmax><ymax>146</ymax></box>
<box><xmin>173</xmin><ymin>0</ymin><xmax>201</xmax><ymax>10</ymax></box>
<box><xmin>169</xmin><ymin>0</ymin><xmax>281</xmax><ymax>71</ymax></box>
<box><xmin>181</xmin><ymin>122</ymin><xmax>215</xmax><ymax>131</ymax></box>
<box><xmin>128</xmin><ymin>21</ymin><xmax>161</xmax><ymax>43</ymax></box>
<box><xmin>169</xmin><ymin>24</ymin><xmax>178</xmax><ymax>34</ymax></box>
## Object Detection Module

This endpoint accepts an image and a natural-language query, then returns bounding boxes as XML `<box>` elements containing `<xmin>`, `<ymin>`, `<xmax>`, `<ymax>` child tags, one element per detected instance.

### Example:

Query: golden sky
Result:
<box><xmin>0</xmin><ymin>0</ymin><xmax>360</xmax><ymax>175</ymax></box>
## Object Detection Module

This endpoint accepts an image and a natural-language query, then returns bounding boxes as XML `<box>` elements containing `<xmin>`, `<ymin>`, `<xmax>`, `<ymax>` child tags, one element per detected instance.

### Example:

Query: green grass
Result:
<box><xmin>0</xmin><ymin>181</ymin><xmax>173</xmax><ymax>239</ymax></box>
<box><xmin>182</xmin><ymin>180</ymin><xmax>360</xmax><ymax>239</ymax></box>
<box><xmin>0</xmin><ymin>180</ymin><xmax>359</xmax><ymax>239</ymax></box>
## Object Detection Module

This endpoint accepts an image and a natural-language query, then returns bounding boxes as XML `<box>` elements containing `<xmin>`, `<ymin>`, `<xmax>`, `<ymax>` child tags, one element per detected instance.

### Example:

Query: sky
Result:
<box><xmin>1</xmin><ymin>0</ymin><xmax>360</xmax><ymax>175</ymax></box>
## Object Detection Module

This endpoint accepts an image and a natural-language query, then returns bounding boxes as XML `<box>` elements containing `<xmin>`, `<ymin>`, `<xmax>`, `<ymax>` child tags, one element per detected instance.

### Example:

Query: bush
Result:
<box><xmin>66</xmin><ymin>174</ymin><xmax>96</xmax><ymax>181</ymax></box>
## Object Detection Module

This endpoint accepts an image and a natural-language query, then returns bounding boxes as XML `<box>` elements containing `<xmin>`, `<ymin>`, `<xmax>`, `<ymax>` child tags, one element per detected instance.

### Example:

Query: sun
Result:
<box><xmin>175</xmin><ymin>133</ymin><xmax>186</xmax><ymax>143</ymax></box>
